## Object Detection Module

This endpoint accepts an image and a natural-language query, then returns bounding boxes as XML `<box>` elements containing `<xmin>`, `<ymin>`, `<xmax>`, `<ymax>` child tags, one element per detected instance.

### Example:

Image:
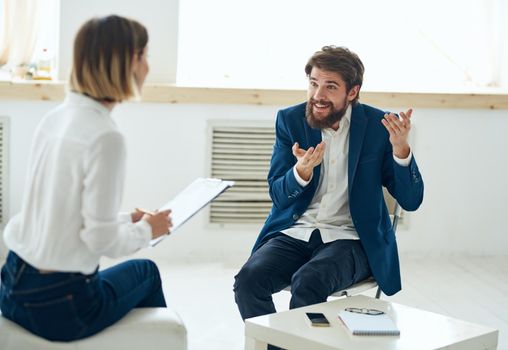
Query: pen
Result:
<box><xmin>136</xmin><ymin>207</ymin><xmax>156</xmax><ymax>216</ymax></box>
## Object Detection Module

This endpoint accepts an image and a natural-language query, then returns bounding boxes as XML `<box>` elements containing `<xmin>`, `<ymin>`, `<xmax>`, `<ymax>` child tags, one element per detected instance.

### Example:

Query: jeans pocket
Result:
<box><xmin>24</xmin><ymin>294</ymin><xmax>87</xmax><ymax>341</ymax></box>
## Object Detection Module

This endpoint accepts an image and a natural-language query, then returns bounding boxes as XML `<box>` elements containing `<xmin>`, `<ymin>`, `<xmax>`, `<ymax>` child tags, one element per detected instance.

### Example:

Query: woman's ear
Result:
<box><xmin>135</xmin><ymin>50</ymin><xmax>144</xmax><ymax>62</ymax></box>
<box><xmin>132</xmin><ymin>47</ymin><xmax>149</xmax><ymax>93</ymax></box>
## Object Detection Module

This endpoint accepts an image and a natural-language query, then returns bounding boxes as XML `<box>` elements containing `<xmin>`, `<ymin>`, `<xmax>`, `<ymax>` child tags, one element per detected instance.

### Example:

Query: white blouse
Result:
<box><xmin>4</xmin><ymin>92</ymin><xmax>151</xmax><ymax>274</ymax></box>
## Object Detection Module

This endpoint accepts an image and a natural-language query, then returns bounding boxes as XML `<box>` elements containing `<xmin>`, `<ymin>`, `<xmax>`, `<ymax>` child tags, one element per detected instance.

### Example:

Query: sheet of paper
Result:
<box><xmin>150</xmin><ymin>178</ymin><xmax>234</xmax><ymax>246</ymax></box>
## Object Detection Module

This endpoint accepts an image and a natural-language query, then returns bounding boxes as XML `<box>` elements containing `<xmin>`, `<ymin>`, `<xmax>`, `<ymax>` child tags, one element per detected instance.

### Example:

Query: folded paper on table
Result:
<box><xmin>338</xmin><ymin>310</ymin><xmax>400</xmax><ymax>336</ymax></box>
<box><xmin>150</xmin><ymin>177</ymin><xmax>234</xmax><ymax>246</ymax></box>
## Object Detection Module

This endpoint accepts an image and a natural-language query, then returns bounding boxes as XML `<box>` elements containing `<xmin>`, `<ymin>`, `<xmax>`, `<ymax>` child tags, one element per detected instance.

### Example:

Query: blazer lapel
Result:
<box><xmin>305</xmin><ymin>125</ymin><xmax>322</xmax><ymax>149</ymax></box>
<box><xmin>348</xmin><ymin>104</ymin><xmax>368</xmax><ymax>194</ymax></box>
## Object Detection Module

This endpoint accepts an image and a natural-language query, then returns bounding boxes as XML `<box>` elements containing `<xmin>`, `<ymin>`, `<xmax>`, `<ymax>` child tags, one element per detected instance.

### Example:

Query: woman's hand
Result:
<box><xmin>131</xmin><ymin>209</ymin><xmax>145</xmax><ymax>223</ymax></box>
<box><xmin>143</xmin><ymin>209</ymin><xmax>172</xmax><ymax>239</ymax></box>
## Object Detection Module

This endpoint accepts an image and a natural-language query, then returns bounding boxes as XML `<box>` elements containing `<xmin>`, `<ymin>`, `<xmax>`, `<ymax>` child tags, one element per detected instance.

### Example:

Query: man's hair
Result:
<box><xmin>70</xmin><ymin>15</ymin><xmax>148</xmax><ymax>102</ymax></box>
<box><xmin>305</xmin><ymin>46</ymin><xmax>364</xmax><ymax>104</ymax></box>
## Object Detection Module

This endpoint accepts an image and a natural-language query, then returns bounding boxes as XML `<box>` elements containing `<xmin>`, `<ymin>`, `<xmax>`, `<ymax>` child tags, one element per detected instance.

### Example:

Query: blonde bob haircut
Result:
<box><xmin>70</xmin><ymin>15</ymin><xmax>148</xmax><ymax>102</ymax></box>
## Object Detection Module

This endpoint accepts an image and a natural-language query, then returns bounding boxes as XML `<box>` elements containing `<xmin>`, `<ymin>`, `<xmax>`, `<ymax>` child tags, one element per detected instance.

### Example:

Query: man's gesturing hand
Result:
<box><xmin>381</xmin><ymin>108</ymin><xmax>412</xmax><ymax>159</ymax></box>
<box><xmin>293</xmin><ymin>141</ymin><xmax>326</xmax><ymax>181</ymax></box>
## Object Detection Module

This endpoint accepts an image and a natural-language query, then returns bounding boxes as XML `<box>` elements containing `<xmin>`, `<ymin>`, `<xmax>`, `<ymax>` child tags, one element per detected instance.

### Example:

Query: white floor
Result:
<box><xmin>155</xmin><ymin>255</ymin><xmax>508</xmax><ymax>350</ymax></box>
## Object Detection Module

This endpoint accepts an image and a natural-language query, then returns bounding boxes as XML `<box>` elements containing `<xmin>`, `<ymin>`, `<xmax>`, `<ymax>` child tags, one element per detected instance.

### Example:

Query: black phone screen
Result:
<box><xmin>306</xmin><ymin>312</ymin><xmax>330</xmax><ymax>326</ymax></box>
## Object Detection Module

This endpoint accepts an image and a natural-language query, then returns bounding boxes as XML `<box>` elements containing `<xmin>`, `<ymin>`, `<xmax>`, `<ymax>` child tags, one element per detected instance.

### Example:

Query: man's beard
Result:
<box><xmin>305</xmin><ymin>98</ymin><xmax>349</xmax><ymax>129</ymax></box>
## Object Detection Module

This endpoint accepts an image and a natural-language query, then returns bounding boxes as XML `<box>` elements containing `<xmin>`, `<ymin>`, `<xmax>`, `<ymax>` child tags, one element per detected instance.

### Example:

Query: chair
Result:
<box><xmin>284</xmin><ymin>188</ymin><xmax>402</xmax><ymax>300</ymax></box>
<box><xmin>0</xmin><ymin>308</ymin><xmax>187</xmax><ymax>350</ymax></box>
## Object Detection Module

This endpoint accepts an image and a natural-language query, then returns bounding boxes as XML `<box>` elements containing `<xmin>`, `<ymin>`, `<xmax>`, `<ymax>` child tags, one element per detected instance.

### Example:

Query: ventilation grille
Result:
<box><xmin>208</xmin><ymin>121</ymin><xmax>275</xmax><ymax>224</ymax></box>
<box><xmin>0</xmin><ymin>116</ymin><xmax>9</xmax><ymax>227</ymax></box>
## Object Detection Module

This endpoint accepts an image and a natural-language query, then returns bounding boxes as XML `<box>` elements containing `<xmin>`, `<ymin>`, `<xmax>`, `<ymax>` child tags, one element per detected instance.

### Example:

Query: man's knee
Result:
<box><xmin>291</xmin><ymin>268</ymin><xmax>332</xmax><ymax>299</ymax></box>
<box><xmin>234</xmin><ymin>263</ymin><xmax>265</xmax><ymax>295</ymax></box>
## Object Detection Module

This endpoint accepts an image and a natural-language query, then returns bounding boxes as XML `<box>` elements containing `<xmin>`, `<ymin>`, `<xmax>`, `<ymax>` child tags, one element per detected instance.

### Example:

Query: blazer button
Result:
<box><xmin>292</xmin><ymin>214</ymin><xmax>299</xmax><ymax>220</ymax></box>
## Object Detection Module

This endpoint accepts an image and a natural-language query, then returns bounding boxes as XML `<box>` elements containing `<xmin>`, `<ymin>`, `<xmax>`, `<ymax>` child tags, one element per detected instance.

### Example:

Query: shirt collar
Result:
<box><xmin>65</xmin><ymin>91</ymin><xmax>111</xmax><ymax>115</ymax></box>
<box><xmin>323</xmin><ymin>104</ymin><xmax>352</xmax><ymax>134</ymax></box>
<box><xmin>342</xmin><ymin>104</ymin><xmax>352</xmax><ymax>126</ymax></box>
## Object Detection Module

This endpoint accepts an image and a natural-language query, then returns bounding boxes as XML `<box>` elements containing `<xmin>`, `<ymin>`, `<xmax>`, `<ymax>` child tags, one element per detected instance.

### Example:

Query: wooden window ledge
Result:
<box><xmin>1</xmin><ymin>81</ymin><xmax>507</xmax><ymax>109</ymax></box>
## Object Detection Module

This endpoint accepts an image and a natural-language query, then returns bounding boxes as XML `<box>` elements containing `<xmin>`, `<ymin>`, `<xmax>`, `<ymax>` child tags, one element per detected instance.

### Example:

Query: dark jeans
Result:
<box><xmin>0</xmin><ymin>251</ymin><xmax>166</xmax><ymax>341</ymax></box>
<box><xmin>234</xmin><ymin>230</ymin><xmax>372</xmax><ymax>320</ymax></box>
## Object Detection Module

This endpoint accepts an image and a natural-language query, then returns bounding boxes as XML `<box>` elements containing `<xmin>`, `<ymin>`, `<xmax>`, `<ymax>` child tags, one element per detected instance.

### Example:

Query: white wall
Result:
<box><xmin>1</xmin><ymin>99</ymin><xmax>508</xmax><ymax>263</ymax></box>
<box><xmin>58</xmin><ymin>0</ymin><xmax>179</xmax><ymax>83</ymax></box>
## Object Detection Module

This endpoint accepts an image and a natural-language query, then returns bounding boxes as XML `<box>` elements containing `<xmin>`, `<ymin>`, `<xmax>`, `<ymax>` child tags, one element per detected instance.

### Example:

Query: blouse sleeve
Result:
<box><xmin>79</xmin><ymin>131</ymin><xmax>151</xmax><ymax>258</ymax></box>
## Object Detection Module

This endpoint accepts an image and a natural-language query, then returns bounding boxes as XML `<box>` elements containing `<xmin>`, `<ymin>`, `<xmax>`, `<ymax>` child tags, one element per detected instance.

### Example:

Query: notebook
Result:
<box><xmin>338</xmin><ymin>310</ymin><xmax>400</xmax><ymax>336</ymax></box>
<box><xmin>150</xmin><ymin>177</ymin><xmax>234</xmax><ymax>246</ymax></box>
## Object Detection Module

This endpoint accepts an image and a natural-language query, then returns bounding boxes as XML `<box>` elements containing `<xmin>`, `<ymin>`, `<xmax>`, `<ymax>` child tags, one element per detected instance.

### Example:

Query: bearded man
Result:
<box><xmin>234</xmin><ymin>46</ymin><xmax>424</xmax><ymax>328</ymax></box>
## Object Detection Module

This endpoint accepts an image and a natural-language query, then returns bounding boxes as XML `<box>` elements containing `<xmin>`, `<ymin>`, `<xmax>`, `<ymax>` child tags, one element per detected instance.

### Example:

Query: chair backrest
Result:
<box><xmin>383</xmin><ymin>188</ymin><xmax>402</xmax><ymax>232</ymax></box>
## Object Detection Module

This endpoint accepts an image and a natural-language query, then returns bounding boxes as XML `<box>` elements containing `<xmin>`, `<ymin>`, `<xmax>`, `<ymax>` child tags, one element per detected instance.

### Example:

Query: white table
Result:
<box><xmin>244</xmin><ymin>295</ymin><xmax>498</xmax><ymax>350</ymax></box>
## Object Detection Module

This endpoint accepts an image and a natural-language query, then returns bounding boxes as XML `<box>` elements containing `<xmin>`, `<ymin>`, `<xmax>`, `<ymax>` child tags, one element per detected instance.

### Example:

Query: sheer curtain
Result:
<box><xmin>0</xmin><ymin>0</ymin><xmax>10</xmax><ymax>65</ymax></box>
<box><xmin>0</xmin><ymin>0</ymin><xmax>39</xmax><ymax>69</ymax></box>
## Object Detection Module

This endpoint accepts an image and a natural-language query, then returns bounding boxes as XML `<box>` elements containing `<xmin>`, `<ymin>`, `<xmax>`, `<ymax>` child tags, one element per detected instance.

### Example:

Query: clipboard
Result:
<box><xmin>150</xmin><ymin>177</ymin><xmax>235</xmax><ymax>246</ymax></box>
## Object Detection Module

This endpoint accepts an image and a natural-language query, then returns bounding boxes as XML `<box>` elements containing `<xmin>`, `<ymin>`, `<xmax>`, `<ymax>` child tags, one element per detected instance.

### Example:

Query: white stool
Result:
<box><xmin>0</xmin><ymin>308</ymin><xmax>187</xmax><ymax>350</ymax></box>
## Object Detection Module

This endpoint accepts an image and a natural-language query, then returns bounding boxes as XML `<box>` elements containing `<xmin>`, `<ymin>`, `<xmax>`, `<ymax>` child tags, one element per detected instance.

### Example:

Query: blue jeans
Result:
<box><xmin>0</xmin><ymin>251</ymin><xmax>166</xmax><ymax>341</ymax></box>
<box><xmin>234</xmin><ymin>230</ymin><xmax>372</xmax><ymax>320</ymax></box>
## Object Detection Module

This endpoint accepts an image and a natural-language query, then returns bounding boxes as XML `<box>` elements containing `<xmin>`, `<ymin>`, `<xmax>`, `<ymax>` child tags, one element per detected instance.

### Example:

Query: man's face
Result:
<box><xmin>306</xmin><ymin>67</ymin><xmax>358</xmax><ymax>130</ymax></box>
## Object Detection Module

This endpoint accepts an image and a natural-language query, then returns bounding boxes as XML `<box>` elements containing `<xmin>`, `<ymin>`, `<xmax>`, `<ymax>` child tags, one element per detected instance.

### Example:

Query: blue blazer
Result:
<box><xmin>252</xmin><ymin>102</ymin><xmax>424</xmax><ymax>296</ymax></box>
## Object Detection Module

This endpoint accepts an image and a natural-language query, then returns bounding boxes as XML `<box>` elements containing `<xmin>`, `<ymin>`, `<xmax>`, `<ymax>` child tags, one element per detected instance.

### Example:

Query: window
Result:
<box><xmin>177</xmin><ymin>0</ymin><xmax>505</xmax><ymax>92</ymax></box>
<box><xmin>32</xmin><ymin>0</ymin><xmax>60</xmax><ymax>76</ymax></box>
<box><xmin>0</xmin><ymin>0</ymin><xmax>59</xmax><ymax>80</ymax></box>
<box><xmin>2</xmin><ymin>0</ymin><xmax>505</xmax><ymax>91</ymax></box>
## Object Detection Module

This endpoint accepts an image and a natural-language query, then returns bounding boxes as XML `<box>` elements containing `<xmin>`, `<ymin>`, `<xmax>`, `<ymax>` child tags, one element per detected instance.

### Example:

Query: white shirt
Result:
<box><xmin>282</xmin><ymin>105</ymin><xmax>411</xmax><ymax>243</ymax></box>
<box><xmin>3</xmin><ymin>92</ymin><xmax>151</xmax><ymax>274</ymax></box>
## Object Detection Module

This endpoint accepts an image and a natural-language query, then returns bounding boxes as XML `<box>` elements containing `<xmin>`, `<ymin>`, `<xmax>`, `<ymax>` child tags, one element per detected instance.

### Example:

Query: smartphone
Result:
<box><xmin>306</xmin><ymin>312</ymin><xmax>330</xmax><ymax>327</ymax></box>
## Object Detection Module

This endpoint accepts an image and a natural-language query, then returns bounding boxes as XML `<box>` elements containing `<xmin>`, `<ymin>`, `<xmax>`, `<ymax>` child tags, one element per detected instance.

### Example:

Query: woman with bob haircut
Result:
<box><xmin>0</xmin><ymin>15</ymin><xmax>172</xmax><ymax>341</ymax></box>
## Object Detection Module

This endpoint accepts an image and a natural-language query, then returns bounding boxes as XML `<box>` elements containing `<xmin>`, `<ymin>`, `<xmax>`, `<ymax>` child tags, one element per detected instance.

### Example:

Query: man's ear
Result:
<box><xmin>347</xmin><ymin>85</ymin><xmax>360</xmax><ymax>102</ymax></box>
